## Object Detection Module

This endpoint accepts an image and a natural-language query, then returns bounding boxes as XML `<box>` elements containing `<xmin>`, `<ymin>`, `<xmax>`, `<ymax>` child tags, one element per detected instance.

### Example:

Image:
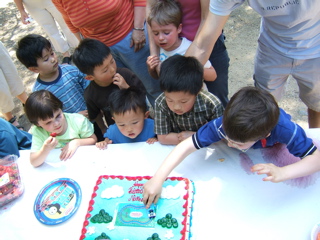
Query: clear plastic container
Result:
<box><xmin>0</xmin><ymin>155</ymin><xmax>24</xmax><ymax>207</ymax></box>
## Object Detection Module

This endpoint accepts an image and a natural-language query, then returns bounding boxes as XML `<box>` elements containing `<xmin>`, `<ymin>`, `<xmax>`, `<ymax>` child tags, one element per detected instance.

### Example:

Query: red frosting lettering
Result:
<box><xmin>128</xmin><ymin>188</ymin><xmax>143</xmax><ymax>194</ymax></box>
<box><xmin>128</xmin><ymin>194</ymin><xmax>143</xmax><ymax>202</ymax></box>
<box><xmin>133</xmin><ymin>181</ymin><xmax>143</xmax><ymax>187</ymax></box>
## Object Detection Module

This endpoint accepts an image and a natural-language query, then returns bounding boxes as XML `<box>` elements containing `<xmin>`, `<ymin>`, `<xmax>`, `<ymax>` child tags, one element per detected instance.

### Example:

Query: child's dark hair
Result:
<box><xmin>223</xmin><ymin>86</ymin><xmax>280</xmax><ymax>142</ymax></box>
<box><xmin>16</xmin><ymin>34</ymin><xmax>52</xmax><ymax>68</ymax></box>
<box><xmin>73</xmin><ymin>38</ymin><xmax>111</xmax><ymax>75</ymax></box>
<box><xmin>109</xmin><ymin>87</ymin><xmax>147</xmax><ymax>116</ymax></box>
<box><xmin>24</xmin><ymin>90</ymin><xmax>63</xmax><ymax>125</ymax></box>
<box><xmin>147</xmin><ymin>0</ymin><xmax>182</xmax><ymax>28</ymax></box>
<box><xmin>159</xmin><ymin>55</ymin><xmax>203</xmax><ymax>95</ymax></box>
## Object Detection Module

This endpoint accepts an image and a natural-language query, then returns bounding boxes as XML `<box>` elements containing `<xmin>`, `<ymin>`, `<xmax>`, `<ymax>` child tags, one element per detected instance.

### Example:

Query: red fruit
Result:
<box><xmin>50</xmin><ymin>132</ymin><xmax>57</xmax><ymax>137</ymax></box>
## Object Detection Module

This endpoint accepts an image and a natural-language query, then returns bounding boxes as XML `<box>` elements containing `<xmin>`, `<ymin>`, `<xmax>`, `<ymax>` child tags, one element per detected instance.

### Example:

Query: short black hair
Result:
<box><xmin>159</xmin><ymin>55</ymin><xmax>203</xmax><ymax>95</ymax></box>
<box><xmin>24</xmin><ymin>90</ymin><xmax>63</xmax><ymax>125</ymax></box>
<box><xmin>73</xmin><ymin>38</ymin><xmax>112</xmax><ymax>75</ymax></box>
<box><xmin>223</xmin><ymin>86</ymin><xmax>280</xmax><ymax>142</ymax></box>
<box><xmin>16</xmin><ymin>34</ymin><xmax>51</xmax><ymax>68</ymax></box>
<box><xmin>109</xmin><ymin>87</ymin><xmax>147</xmax><ymax>116</ymax></box>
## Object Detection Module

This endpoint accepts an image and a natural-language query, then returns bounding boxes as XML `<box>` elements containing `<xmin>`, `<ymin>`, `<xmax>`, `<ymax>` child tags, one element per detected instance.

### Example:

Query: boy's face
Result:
<box><xmin>164</xmin><ymin>91</ymin><xmax>196</xmax><ymax>115</ymax></box>
<box><xmin>33</xmin><ymin>47</ymin><xmax>59</xmax><ymax>75</ymax></box>
<box><xmin>150</xmin><ymin>21</ymin><xmax>182</xmax><ymax>52</ymax></box>
<box><xmin>218</xmin><ymin>125</ymin><xmax>258</xmax><ymax>152</ymax></box>
<box><xmin>86</xmin><ymin>54</ymin><xmax>117</xmax><ymax>87</ymax></box>
<box><xmin>37</xmin><ymin>109</ymin><xmax>67</xmax><ymax>136</ymax></box>
<box><xmin>226</xmin><ymin>139</ymin><xmax>256</xmax><ymax>152</ymax></box>
<box><xmin>112</xmin><ymin>109</ymin><xmax>148</xmax><ymax>139</ymax></box>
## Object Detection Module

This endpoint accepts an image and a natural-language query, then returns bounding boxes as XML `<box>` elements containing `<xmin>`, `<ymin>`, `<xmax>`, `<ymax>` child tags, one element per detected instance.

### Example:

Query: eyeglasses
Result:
<box><xmin>217</xmin><ymin>125</ymin><xmax>252</xmax><ymax>153</ymax></box>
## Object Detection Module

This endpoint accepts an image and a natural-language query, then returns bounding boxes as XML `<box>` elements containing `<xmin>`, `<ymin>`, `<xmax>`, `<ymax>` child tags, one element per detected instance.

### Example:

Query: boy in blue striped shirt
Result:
<box><xmin>16</xmin><ymin>34</ymin><xmax>89</xmax><ymax>116</ymax></box>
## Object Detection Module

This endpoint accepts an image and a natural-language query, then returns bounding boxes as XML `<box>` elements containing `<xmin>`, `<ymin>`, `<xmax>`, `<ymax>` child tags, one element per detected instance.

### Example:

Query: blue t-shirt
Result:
<box><xmin>192</xmin><ymin>108</ymin><xmax>316</xmax><ymax>158</ymax></box>
<box><xmin>33</xmin><ymin>65</ymin><xmax>89</xmax><ymax>113</ymax></box>
<box><xmin>0</xmin><ymin>118</ymin><xmax>32</xmax><ymax>158</ymax></box>
<box><xmin>104</xmin><ymin>119</ymin><xmax>156</xmax><ymax>144</ymax></box>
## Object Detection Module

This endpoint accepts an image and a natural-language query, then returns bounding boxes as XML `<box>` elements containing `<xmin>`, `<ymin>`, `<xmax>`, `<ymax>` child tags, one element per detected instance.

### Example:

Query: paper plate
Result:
<box><xmin>311</xmin><ymin>222</ymin><xmax>320</xmax><ymax>240</ymax></box>
<box><xmin>33</xmin><ymin>178</ymin><xmax>81</xmax><ymax>225</ymax></box>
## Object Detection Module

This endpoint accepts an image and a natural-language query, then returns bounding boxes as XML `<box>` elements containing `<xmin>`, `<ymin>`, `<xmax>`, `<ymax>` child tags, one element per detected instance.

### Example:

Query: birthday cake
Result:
<box><xmin>80</xmin><ymin>175</ymin><xmax>194</xmax><ymax>240</ymax></box>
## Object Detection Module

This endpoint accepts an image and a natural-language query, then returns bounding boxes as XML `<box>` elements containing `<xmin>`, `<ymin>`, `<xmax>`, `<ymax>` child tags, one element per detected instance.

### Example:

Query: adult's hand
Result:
<box><xmin>130</xmin><ymin>29</ymin><xmax>146</xmax><ymax>52</ymax></box>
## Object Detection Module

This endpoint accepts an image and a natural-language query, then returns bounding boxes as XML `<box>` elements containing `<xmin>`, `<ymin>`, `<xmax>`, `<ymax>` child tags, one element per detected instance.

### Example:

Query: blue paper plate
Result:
<box><xmin>33</xmin><ymin>178</ymin><xmax>81</xmax><ymax>225</ymax></box>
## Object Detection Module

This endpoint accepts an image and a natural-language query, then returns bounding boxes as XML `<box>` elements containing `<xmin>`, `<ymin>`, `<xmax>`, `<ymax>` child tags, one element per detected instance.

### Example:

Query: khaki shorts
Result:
<box><xmin>0</xmin><ymin>42</ymin><xmax>25</xmax><ymax>113</ymax></box>
<box><xmin>254</xmin><ymin>42</ymin><xmax>320</xmax><ymax>112</ymax></box>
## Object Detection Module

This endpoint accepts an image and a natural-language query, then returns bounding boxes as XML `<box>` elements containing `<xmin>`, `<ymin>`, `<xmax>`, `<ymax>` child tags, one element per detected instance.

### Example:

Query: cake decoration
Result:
<box><xmin>115</xmin><ymin>203</ymin><xmax>156</xmax><ymax>228</ymax></box>
<box><xmin>90</xmin><ymin>209</ymin><xmax>113</xmax><ymax>224</ymax></box>
<box><xmin>80</xmin><ymin>175</ymin><xmax>194</xmax><ymax>240</ymax></box>
<box><xmin>101</xmin><ymin>185</ymin><xmax>124</xmax><ymax>199</ymax></box>
<box><xmin>164</xmin><ymin>230</ymin><xmax>174</xmax><ymax>239</ymax></box>
<box><xmin>94</xmin><ymin>232</ymin><xmax>111</xmax><ymax>240</ymax></box>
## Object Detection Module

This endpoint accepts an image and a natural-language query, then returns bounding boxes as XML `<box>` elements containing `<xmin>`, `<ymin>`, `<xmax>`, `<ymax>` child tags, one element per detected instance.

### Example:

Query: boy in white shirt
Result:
<box><xmin>146</xmin><ymin>0</ymin><xmax>216</xmax><ymax>85</ymax></box>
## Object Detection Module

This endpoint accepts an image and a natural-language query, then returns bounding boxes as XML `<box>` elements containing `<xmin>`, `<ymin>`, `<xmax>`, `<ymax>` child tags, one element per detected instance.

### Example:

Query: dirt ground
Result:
<box><xmin>0</xmin><ymin>1</ymin><xmax>308</xmax><ymax>131</ymax></box>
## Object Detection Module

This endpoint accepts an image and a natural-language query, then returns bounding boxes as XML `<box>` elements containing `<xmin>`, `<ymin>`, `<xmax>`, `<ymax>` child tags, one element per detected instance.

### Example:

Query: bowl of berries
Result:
<box><xmin>0</xmin><ymin>155</ymin><xmax>24</xmax><ymax>207</ymax></box>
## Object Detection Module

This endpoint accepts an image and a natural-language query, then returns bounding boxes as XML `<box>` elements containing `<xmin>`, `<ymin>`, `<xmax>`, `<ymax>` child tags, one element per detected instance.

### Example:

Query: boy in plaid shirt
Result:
<box><xmin>154</xmin><ymin>55</ymin><xmax>223</xmax><ymax>145</ymax></box>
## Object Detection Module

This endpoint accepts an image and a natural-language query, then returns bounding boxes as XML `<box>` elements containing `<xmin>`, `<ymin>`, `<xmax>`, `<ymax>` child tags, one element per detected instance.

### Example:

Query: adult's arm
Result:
<box><xmin>131</xmin><ymin>6</ymin><xmax>147</xmax><ymax>52</ymax></box>
<box><xmin>185</xmin><ymin>11</ymin><xmax>229</xmax><ymax>65</ymax></box>
<box><xmin>13</xmin><ymin>0</ymin><xmax>29</xmax><ymax>24</ymax></box>
<box><xmin>193</xmin><ymin>0</ymin><xmax>210</xmax><ymax>40</ymax></box>
<box><xmin>146</xmin><ymin>0</ymin><xmax>160</xmax><ymax>57</ymax></box>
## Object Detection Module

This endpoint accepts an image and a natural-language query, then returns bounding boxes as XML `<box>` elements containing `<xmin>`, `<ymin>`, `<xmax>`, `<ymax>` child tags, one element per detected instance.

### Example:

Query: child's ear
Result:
<box><xmin>177</xmin><ymin>23</ymin><xmax>182</xmax><ymax>34</ymax></box>
<box><xmin>85</xmin><ymin>75</ymin><xmax>95</xmax><ymax>81</ymax></box>
<box><xmin>28</xmin><ymin>66</ymin><xmax>40</xmax><ymax>73</ymax></box>
<box><xmin>144</xmin><ymin>111</ymin><xmax>150</xmax><ymax>119</ymax></box>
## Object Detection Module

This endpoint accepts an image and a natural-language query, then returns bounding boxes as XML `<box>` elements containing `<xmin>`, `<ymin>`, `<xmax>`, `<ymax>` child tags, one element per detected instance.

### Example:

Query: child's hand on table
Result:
<box><xmin>146</xmin><ymin>137</ymin><xmax>158</xmax><ymax>144</ymax></box>
<box><xmin>96</xmin><ymin>138</ymin><xmax>113</xmax><ymax>150</ymax></box>
<box><xmin>143</xmin><ymin>177</ymin><xmax>164</xmax><ymax>208</ymax></box>
<box><xmin>251</xmin><ymin>163</ymin><xmax>284</xmax><ymax>182</ymax></box>
<box><xmin>60</xmin><ymin>139</ymin><xmax>80</xmax><ymax>160</ymax></box>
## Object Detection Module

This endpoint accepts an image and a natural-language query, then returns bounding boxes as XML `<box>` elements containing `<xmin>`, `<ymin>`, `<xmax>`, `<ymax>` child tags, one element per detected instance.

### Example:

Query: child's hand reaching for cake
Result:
<box><xmin>143</xmin><ymin>177</ymin><xmax>163</xmax><ymax>208</ymax></box>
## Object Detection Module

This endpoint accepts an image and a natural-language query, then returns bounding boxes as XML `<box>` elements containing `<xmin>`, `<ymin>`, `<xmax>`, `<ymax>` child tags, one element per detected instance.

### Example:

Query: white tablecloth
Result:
<box><xmin>1</xmin><ymin>129</ymin><xmax>320</xmax><ymax>240</ymax></box>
